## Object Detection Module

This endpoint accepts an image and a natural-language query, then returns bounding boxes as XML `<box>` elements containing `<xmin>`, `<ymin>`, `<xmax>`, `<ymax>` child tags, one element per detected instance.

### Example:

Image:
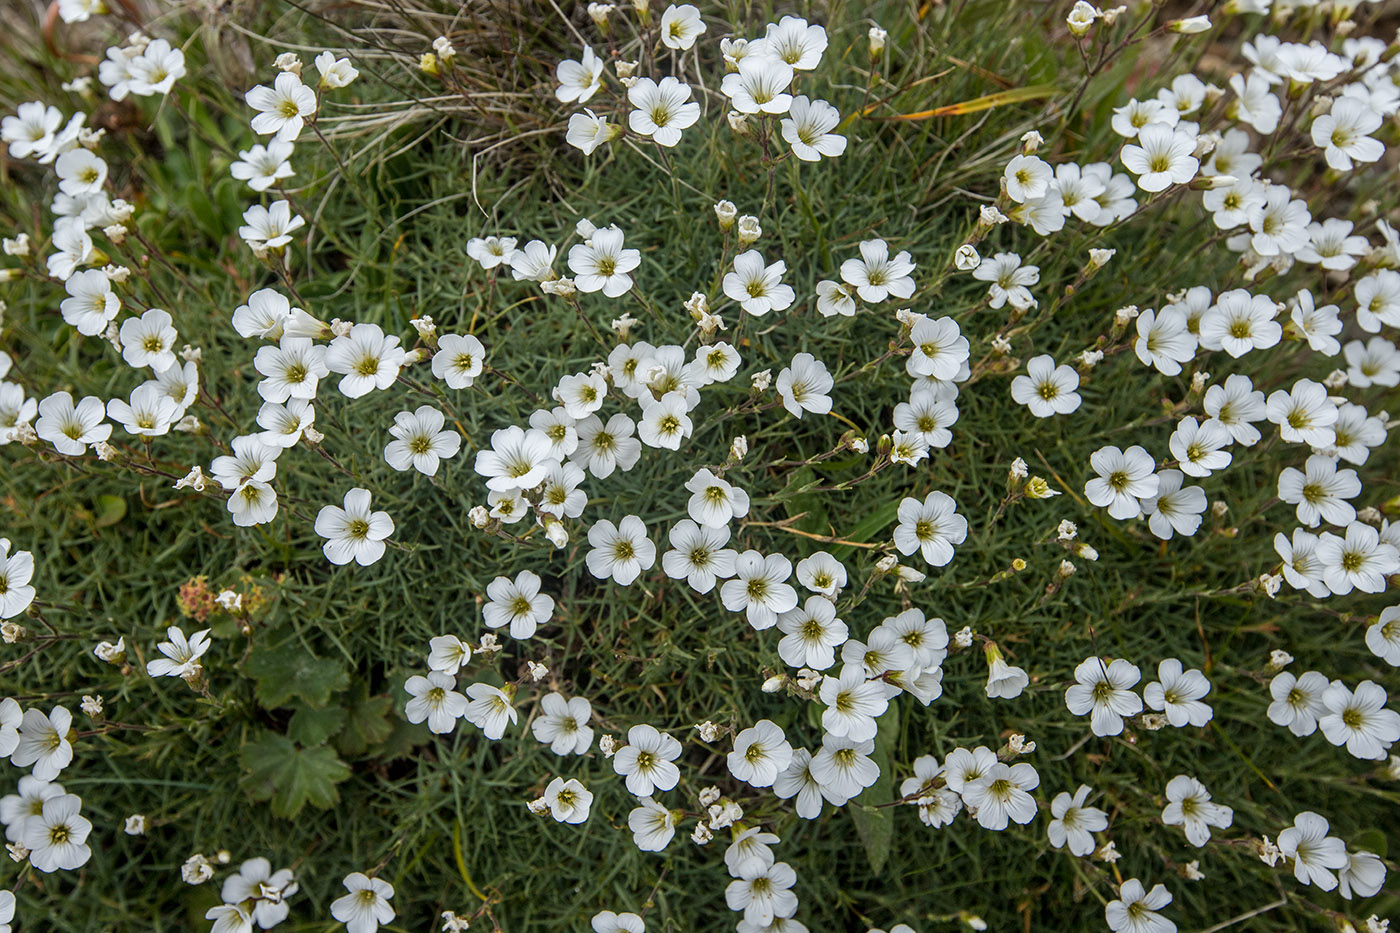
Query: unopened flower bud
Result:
<box><xmin>868</xmin><ymin>26</ymin><xmax>887</xmax><ymax>57</ymax></box>
<box><xmin>954</xmin><ymin>244</ymin><xmax>980</xmax><ymax>271</ymax></box>
<box><xmin>714</xmin><ymin>200</ymin><xmax>737</xmax><ymax>229</ymax></box>
<box><xmin>736</xmin><ymin>215</ymin><xmax>761</xmax><ymax>246</ymax></box>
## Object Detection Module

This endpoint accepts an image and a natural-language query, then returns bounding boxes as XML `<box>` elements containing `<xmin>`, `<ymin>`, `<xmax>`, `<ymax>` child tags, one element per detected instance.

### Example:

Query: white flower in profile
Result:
<box><xmin>1140</xmin><ymin>469</ymin><xmax>1207</xmax><ymax>540</ymax></box>
<box><xmin>542</xmin><ymin>777</ymin><xmax>593</xmax><ymax>824</ymax></box>
<box><xmin>314</xmin><ymin>51</ymin><xmax>359</xmax><ymax>89</ymax></box>
<box><xmin>1278</xmin><ymin>812</ymin><xmax>1347</xmax><ymax>891</ymax></box>
<box><xmin>893</xmin><ymin>491</ymin><xmax>967</xmax><ymax>567</ymax></box>
<box><xmin>238</xmin><ymin>200</ymin><xmax>305</xmax><ymax>251</ymax></box>
<box><xmin>0</xmin><ymin>383</ymin><xmax>37</xmax><ymax>445</ymax></box>
<box><xmin>205</xmin><ymin>904</ymin><xmax>252</xmax><ymax>933</ymax></box>
<box><xmin>721</xmin><ymin>56</ymin><xmax>794</xmax><ymax>114</ymax></box>
<box><xmin>780</xmin><ymin>96</ymin><xmax>845</xmax><ymax>161</ymax></box>
<box><xmin>1111</xmin><ymin>97</ymin><xmax>1178</xmax><ymax>138</ymax></box>
<box><xmin>230</xmin><ymin>139</ymin><xmax>294</xmax><ymax>192</ymax></box>
<box><xmin>1120</xmin><ymin>124</ymin><xmax>1198</xmax><ymax>192</ymax></box>
<box><xmin>906</xmin><ymin>316</ymin><xmax>968</xmax><ymax>380</ymax></box>
<box><xmin>660</xmin><ymin>519</ymin><xmax>737</xmax><ymax>594</ymax></box>
<box><xmin>776</xmin><ymin>596</ymin><xmax>846</xmax><ymax>670</ymax></box>
<box><xmin>464</xmin><ymin>683</ymin><xmax>517</xmax><ymax>739</ymax></box>
<box><xmin>627</xmin><ymin>77</ymin><xmax>700</xmax><ymax>147</ymax></box>
<box><xmin>119</xmin><ymin>308</ymin><xmax>178</xmax><ymax>371</ymax></box>
<box><xmin>232</xmin><ymin>287</ymin><xmax>296</xmax><ymax>340</ymax></box>
<box><xmin>0</xmin><ymin>697</ymin><xmax>18</xmax><ymax>758</ymax></box>
<box><xmin>1198</xmin><ymin>289</ymin><xmax>1281</xmax><ymax>358</ymax></box>
<box><xmin>245</xmin><ymin>72</ymin><xmax>317</xmax><ymax>142</ymax></box>
<box><xmin>11</xmin><ymin>707</ymin><xmax>74</xmax><ymax>780</ymax></box>
<box><xmin>475</xmin><ymin>425</ymin><xmax>556</xmax><ymax>491</ymax></box>
<box><xmin>1366</xmin><ymin>607</ymin><xmax>1400</xmax><ymax>667</ymax></box>
<box><xmin>962</xmin><ymin>761</ymin><xmax>1039</xmax><ymax>830</ymax></box>
<box><xmin>566</xmin><ymin>110</ymin><xmax>615</xmax><ymax>155</ymax></box>
<box><xmin>659</xmin><ymin>3</ymin><xmax>705</xmax><ymax>49</ymax></box>
<box><xmin>775</xmin><ymin>353</ymin><xmax>833</xmax><ymax>419</ymax></box>
<box><xmin>728</xmin><ymin>719</ymin><xmax>794</xmax><ymax>787</ymax></box>
<box><xmin>532</xmin><ymin>693</ymin><xmax>593</xmax><ymax>755</ymax></box>
<box><xmin>1003</xmin><ymin>154</ymin><xmax>1052</xmax><ymax>202</ymax></box>
<box><xmin>325</xmin><ymin>323</ymin><xmax>405</xmax><ymax>399</ymax></box>
<box><xmin>432</xmin><ymin>333</ymin><xmax>486</xmax><ymax>389</ymax></box>
<box><xmin>404</xmin><ymin>671</ymin><xmax>467</xmax><ymax>734</ymax></box>
<box><xmin>466</xmin><ymin>235</ymin><xmax>517</xmax><ymax>271</ymax></box>
<box><xmin>1311</xmin><ymin>97</ymin><xmax>1383</xmax><ymax>171</ymax></box>
<box><xmin>555</xmin><ymin>46</ymin><xmax>604</xmax><ymax>103</ymax></box>
<box><xmin>984</xmin><ymin>644</ymin><xmax>1029</xmax><ymax>699</ymax></box>
<box><xmin>1105</xmin><ymin>879</ymin><xmax>1174</xmax><ymax>933</ymax></box>
<box><xmin>628</xmin><ymin>796</ymin><xmax>677</xmax><ymax>852</ymax></box>
<box><xmin>427</xmin><ymin>634</ymin><xmax>471</xmax><ymax>676</ymax></box>
<box><xmin>725</xmin><ymin>860</ymin><xmax>798</xmax><ymax>927</ymax></box>
<box><xmin>146</xmin><ymin>625</ymin><xmax>211</xmax><ymax>679</ymax></box>
<box><xmin>1286</xmin><ymin>289</ymin><xmax>1342</xmax><ymax>356</ymax></box>
<box><xmin>1277</xmin><ymin>455</ymin><xmax>1358</xmax><ymax>528</ymax></box>
<box><xmin>1011</xmin><ymin>355</ymin><xmax>1081</xmax><ymax>417</ymax></box>
<box><xmin>1318</xmin><ymin>522</ymin><xmax>1399</xmax><ymax>595</ymax></box>
<box><xmin>1047</xmin><ymin>785</ymin><xmax>1108</xmax><ymax>856</ymax></box>
<box><xmin>1161</xmin><ymin>775</ymin><xmax>1232</xmax><ymax>847</ymax></box>
<box><xmin>973</xmin><ymin>252</ymin><xmax>1039</xmax><ymax>310</ymax></box>
<box><xmin>569</xmin><ymin>226</ymin><xmax>640</xmax><ymax>297</ymax></box>
<box><xmin>315</xmin><ymin>487</ymin><xmax>394</xmax><ymax>566</ymax></box>
<box><xmin>1133</xmin><ymin>308</ymin><xmax>1197</xmax><ymax>375</ymax></box>
<box><xmin>0</xmin><ymin>540</ymin><xmax>36</xmax><ymax>621</ymax></box>
<box><xmin>23</xmin><ymin>793</ymin><xmax>90</xmax><ymax>873</ymax></box>
<box><xmin>1268</xmin><ymin>670</ymin><xmax>1329</xmax><ymax>736</ymax></box>
<box><xmin>818</xmin><ymin>666</ymin><xmax>888</xmax><ymax>741</ymax></box>
<box><xmin>721</xmin><ymin>550</ymin><xmax>798</xmax><ymax>629</ymax></box>
<box><xmin>723</xmin><ymin>250</ymin><xmax>795</xmax><ymax>316</ymax></box>
<box><xmin>35</xmin><ymin>391</ymin><xmax>111</xmax><ymax>456</ymax></box>
<box><xmin>840</xmin><ymin>239</ymin><xmax>916</xmax><ymax>303</ymax></box>
<box><xmin>59</xmin><ymin>269</ymin><xmax>120</xmax><ymax>336</ymax></box>
<box><xmin>383</xmin><ymin>406</ymin><xmax>461</xmax><ymax>476</ymax></box>
<box><xmin>256</xmin><ymin>398</ymin><xmax>315</xmax><ymax>449</ymax></box>
<box><xmin>1143</xmin><ymin>659</ymin><xmax>1212</xmax><ymax>727</ymax></box>
<box><xmin>685</xmin><ymin>468</ymin><xmax>749</xmax><ymax>528</ymax></box>
<box><xmin>587</xmin><ymin>516</ymin><xmax>656</xmax><ymax>586</ymax></box>
<box><xmin>228</xmin><ymin>480</ymin><xmax>279</xmax><ymax>528</ymax></box>
<box><xmin>613</xmin><ymin>724</ymin><xmax>681</xmax><ymax>796</ymax></box>
<box><xmin>571</xmin><ymin>414</ymin><xmax>642</xmax><ymax>478</ymax></box>
<box><xmin>329</xmin><ymin>873</ymin><xmax>395</xmax><ymax>933</ymax></box>
<box><xmin>1065</xmin><ymin>657</ymin><xmax>1143</xmax><ymax>736</ymax></box>
<box><xmin>510</xmin><ymin>239</ymin><xmax>557</xmax><ymax>281</ymax></box>
<box><xmin>815</xmin><ymin>280</ymin><xmax>856</xmax><ymax>316</ymax></box>
<box><xmin>482</xmin><ymin>570</ymin><xmax>554</xmax><ymax>639</ymax></box>
<box><xmin>1085</xmin><ymin>445</ymin><xmax>1158</xmax><ymax>520</ymax></box>
<box><xmin>1319</xmin><ymin>680</ymin><xmax>1400</xmax><ymax>760</ymax></box>
<box><xmin>104</xmin><ymin>384</ymin><xmax>174</xmax><ymax>438</ymax></box>
<box><xmin>637</xmin><ymin>391</ymin><xmax>693</xmax><ymax>449</ymax></box>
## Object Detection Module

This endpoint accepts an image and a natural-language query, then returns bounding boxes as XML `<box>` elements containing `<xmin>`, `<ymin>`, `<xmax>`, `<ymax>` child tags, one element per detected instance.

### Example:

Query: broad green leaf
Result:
<box><xmin>849</xmin><ymin>704</ymin><xmax>899</xmax><ymax>875</ymax></box>
<box><xmin>334</xmin><ymin>686</ymin><xmax>395</xmax><ymax>756</ymax></box>
<box><xmin>244</xmin><ymin>638</ymin><xmax>349</xmax><ymax>710</ymax></box>
<box><xmin>94</xmin><ymin>495</ymin><xmax>126</xmax><ymax>528</ymax></box>
<box><xmin>240</xmin><ymin>732</ymin><xmax>351</xmax><ymax>818</ymax></box>
<box><xmin>829</xmin><ymin>499</ymin><xmax>900</xmax><ymax>561</ymax></box>
<box><xmin>287</xmin><ymin>705</ymin><xmax>347</xmax><ymax>747</ymax></box>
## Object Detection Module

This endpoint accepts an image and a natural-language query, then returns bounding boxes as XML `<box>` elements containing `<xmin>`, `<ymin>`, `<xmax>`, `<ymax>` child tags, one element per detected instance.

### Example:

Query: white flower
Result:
<box><xmin>238</xmin><ymin>200</ymin><xmax>305</xmax><ymax>251</ymax></box>
<box><xmin>2</xmin><ymin>102</ymin><xmax>62</xmax><ymax>159</ymax></box>
<box><xmin>510</xmin><ymin>240</ymin><xmax>556</xmax><ymax>281</ymax></box>
<box><xmin>683</xmin><ymin>468</ymin><xmax>749</xmax><ymax>528</ymax></box>
<box><xmin>893</xmin><ymin>388</ymin><xmax>958</xmax><ymax>447</ymax></box>
<box><xmin>45</xmin><ymin>218</ymin><xmax>94</xmax><ymax>281</ymax></box>
<box><xmin>628</xmin><ymin>77</ymin><xmax>700</xmax><ymax>147</ymax></box>
<box><xmin>972</xmin><ymin>252</ymin><xmax>1038</xmax><ymax>310</ymax></box>
<box><xmin>228</xmin><ymin>480</ymin><xmax>279</xmax><ymax>527</ymax></box>
<box><xmin>841</xmin><ymin>239</ymin><xmax>916</xmax><ymax>303</ymax></box>
<box><xmin>475</xmin><ymin>425</ymin><xmax>556</xmax><ymax>491</ymax></box>
<box><xmin>1277</xmin><ymin>454</ymin><xmax>1359</xmax><ymax>528</ymax></box>
<box><xmin>1355</xmin><ymin>269</ymin><xmax>1400</xmax><ymax>333</ymax></box>
<box><xmin>723</xmin><ymin>250</ymin><xmax>795</xmax><ymax>316</ymax></box>
<box><xmin>256</xmin><ymin>398</ymin><xmax>315</xmax><ymax>449</ymax></box>
<box><xmin>906</xmin><ymin>316</ymin><xmax>968</xmax><ymax>380</ymax></box>
<box><xmin>810</xmin><ymin>732</ymin><xmax>880</xmax><ymax>800</ymax></box>
<box><xmin>1141</xmin><ymin>469</ymin><xmax>1207</xmax><ymax>540</ymax></box>
<box><xmin>221</xmin><ymin>856</ymin><xmax>295</xmax><ymax>930</ymax></box>
<box><xmin>893</xmin><ymin>491</ymin><xmax>967</xmax><ymax>567</ymax></box>
<box><xmin>628</xmin><ymin>796</ymin><xmax>677</xmax><ymax>852</ymax></box>
<box><xmin>245</xmin><ymin>73</ymin><xmax>317</xmax><ymax>142</ymax></box>
<box><xmin>721</xmin><ymin>56</ymin><xmax>793</xmax><ymax>115</ymax></box>
<box><xmin>815</xmin><ymin>280</ymin><xmax>856</xmax><ymax>317</ymax></box>
<box><xmin>985</xmin><ymin>646</ymin><xmax>1029</xmax><ymax>699</ymax></box>
<box><xmin>572</xmin><ymin>414</ymin><xmax>642</xmax><ymax>478</ymax></box>
<box><xmin>315</xmin><ymin>50</ymin><xmax>358</xmax><ymax>88</ymax></box>
<box><xmin>1048</xmin><ymin>785</ymin><xmax>1108</xmax><ymax>856</ymax></box>
<box><xmin>54</xmin><ymin>149</ymin><xmax>106</xmax><ymax>197</ymax></box>
<box><xmin>1003</xmin><ymin>154</ymin><xmax>1052</xmax><ymax>202</ymax></box>
<box><xmin>1320</xmin><ymin>680</ymin><xmax>1400</xmax><ymax>761</ymax></box>
<box><xmin>614</xmin><ymin>724</ymin><xmax>681</xmax><ymax>796</ymax></box>
<box><xmin>127</xmin><ymin>39</ymin><xmax>185</xmax><ymax>97</ymax></box>
<box><xmin>1143</xmin><ymin>659</ymin><xmax>1212</xmax><ymax>727</ymax></box>
<box><xmin>587</xmin><ymin>516</ymin><xmax>656</xmax><ymax>586</ymax></box>
<box><xmin>384</xmin><ymin>406</ymin><xmax>461</xmax><ymax>476</ymax></box>
<box><xmin>818</xmin><ymin>666</ymin><xmax>888</xmax><ymax>741</ymax></box>
<box><xmin>775</xmin><ymin>597</ymin><xmax>847</xmax><ymax>670</ymax></box>
<box><xmin>542</xmin><ymin>777</ymin><xmax>593</xmax><ymax>824</ymax></box>
<box><xmin>427</xmin><ymin>635</ymin><xmax>471</xmax><ymax>675</ymax></box>
<box><xmin>1268</xmin><ymin>670</ymin><xmax>1330</xmax><ymax>737</ymax></box>
<box><xmin>638</xmin><ymin>391</ymin><xmax>693</xmax><ymax>449</ymax></box>
<box><xmin>532</xmin><ymin>693</ymin><xmax>593</xmax><ymax>755</ymax></box>
<box><xmin>661</xmin><ymin>519</ymin><xmax>737</xmax><ymax>593</ymax></box>
<box><xmin>35</xmin><ymin>391</ymin><xmax>111</xmax><ymax>456</ymax></box>
<box><xmin>0</xmin><ymin>542</ymin><xmax>35</xmax><ymax>622</ymax></box>
<box><xmin>11</xmin><ymin>707</ymin><xmax>74</xmax><ymax>780</ymax></box>
<box><xmin>22</xmin><ymin>793</ymin><xmax>90</xmax><ymax>873</ymax></box>
<box><xmin>314</xmin><ymin>488</ymin><xmax>394</xmax><ymax>566</ymax></box>
<box><xmin>1085</xmin><ymin>445</ymin><xmax>1158</xmax><ymax>520</ymax></box>
<box><xmin>566</xmin><ymin>110</ymin><xmax>615</xmax><ymax>155</ymax></box>
<box><xmin>1345</xmin><ymin>337</ymin><xmax>1400</xmax><ymax>389</ymax></box>
<box><xmin>1312</xmin><ymin>97</ymin><xmax>1383</xmax><ymax>171</ymax></box>
<box><xmin>1247</xmin><ymin>184</ymin><xmax>1311</xmax><ymax>257</ymax></box>
<box><xmin>780</xmin><ymin>96</ymin><xmax>846</xmax><ymax>161</ymax></box>
<box><xmin>1198</xmin><ymin>289</ymin><xmax>1281</xmax><ymax>358</ymax></box>
<box><xmin>431</xmin><ymin>334</ymin><xmax>486</xmax><ymax>389</ymax></box>
<box><xmin>146</xmin><ymin>625</ymin><xmax>211</xmax><ymax>679</ymax></box>
<box><xmin>1278</xmin><ymin>812</ymin><xmax>1347</xmax><ymax>891</ymax></box>
<box><xmin>482</xmin><ymin>570</ymin><xmax>554</xmax><ymax>639</ymax></box>
<box><xmin>556</xmin><ymin>46</ymin><xmax>604</xmax><ymax>103</ymax></box>
<box><xmin>1162</xmin><ymin>775</ymin><xmax>1232</xmax><ymax>847</ymax></box>
<box><xmin>1338</xmin><ymin>850</ymin><xmax>1387</xmax><ymax>901</ymax></box>
<box><xmin>1367</xmin><ymin>607</ymin><xmax>1400</xmax><ymax>667</ymax></box>
<box><xmin>325</xmin><ymin>323</ymin><xmax>405</xmax><ymax>399</ymax></box>
<box><xmin>775</xmin><ymin>353</ymin><xmax>833</xmax><ymax>419</ymax></box>
<box><xmin>659</xmin><ymin>3</ymin><xmax>705</xmax><ymax>49</ymax></box>
<box><xmin>329</xmin><ymin>873</ymin><xmax>395</xmax><ymax>933</ymax></box>
<box><xmin>1120</xmin><ymin>124</ymin><xmax>1198</xmax><ymax>192</ymax></box>
<box><xmin>1066</xmin><ymin>657</ymin><xmax>1143</xmax><ymax>736</ymax></box>
<box><xmin>466</xmin><ymin>235</ymin><xmax>517</xmax><ymax>270</ymax></box>
<box><xmin>725</xmin><ymin>860</ymin><xmax>798</xmax><ymax>927</ymax></box>
<box><xmin>1010</xmin><ymin>355</ymin><xmax>1080</xmax><ymax>417</ymax></box>
<box><xmin>1105</xmin><ymin>879</ymin><xmax>1174</xmax><ymax>933</ymax></box>
<box><xmin>728</xmin><ymin>720</ymin><xmax>794</xmax><ymax>787</ymax></box>
<box><xmin>255</xmin><ymin>337</ymin><xmax>328</xmax><ymax>402</ymax></box>
<box><xmin>230</xmin><ymin>139</ymin><xmax>294</xmax><ymax>192</ymax></box>
<box><xmin>1168</xmin><ymin>417</ymin><xmax>1231</xmax><ymax>478</ymax></box>
<box><xmin>1318</xmin><ymin>522</ymin><xmax>1399</xmax><ymax>595</ymax></box>
<box><xmin>569</xmin><ymin>226</ymin><xmax>640</xmax><ymax>297</ymax></box>
<box><xmin>119</xmin><ymin>308</ymin><xmax>178</xmax><ymax>370</ymax></box>
<box><xmin>962</xmin><ymin>761</ymin><xmax>1039</xmax><ymax>830</ymax></box>
<box><xmin>404</xmin><ymin>671</ymin><xmax>467</xmax><ymax>734</ymax></box>
<box><xmin>721</xmin><ymin>550</ymin><xmax>798</xmax><ymax>629</ymax></box>
<box><xmin>1133</xmin><ymin>308</ymin><xmax>1197</xmax><ymax>376</ymax></box>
